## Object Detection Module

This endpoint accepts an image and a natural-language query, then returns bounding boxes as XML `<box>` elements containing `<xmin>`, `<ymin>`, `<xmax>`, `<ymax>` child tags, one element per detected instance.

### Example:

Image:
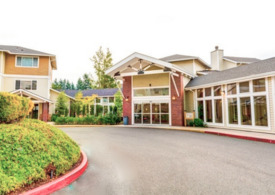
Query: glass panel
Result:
<box><xmin>21</xmin><ymin>81</ymin><xmax>32</xmax><ymax>90</ymax></box>
<box><xmin>32</xmin><ymin>80</ymin><xmax>37</xmax><ymax>90</ymax></box>
<box><xmin>96</xmin><ymin>98</ymin><xmax>100</xmax><ymax>103</ymax></box>
<box><xmin>206</xmin><ymin>100</ymin><xmax>212</xmax><ymax>122</ymax></box>
<box><xmin>103</xmin><ymin>97</ymin><xmax>108</xmax><ymax>103</ymax></box>
<box><xmin>109</xmin><ymin>97</ymin><xmax>114</xmax><ymax>103</ymax></box>
<box><xmin>15</xmin><ymin>80</ymin><xmax>20</xmax><ymax>90</ymax></box>
<box><xmin>143</xmin><ymin>103</ymin><xmax>150</xmax><ymax>113</ymax></box>
<box><xmin>227</xmin><ymin>83</ymin><xmax>236</xmax><ymax>95</ymax></box>
<box><xmin>197</xmin><ymin>101</ymin><xmax>204</xmax><ymax>121</ymax></box>
<box><xmin>161</xmin><ymin>103</ymin><xmax>169</xmax><ymax>113</ymax></box>
<box><xmin>239</xmin><ymin>81</ymin><xmax>250</xmax><ymax>93</ymax></box>
<box><xmin>16</xmin><ymin>57</ymin><xmax>22</xmax><ymax>66</ymax></box>
<box><xmin>152</xmin><ymin>103</ymin><xmax>160</xmax><ymax>113</ymax></box>
<box><xmin>161</xmin><ymin>114</ymin><xmax>169</xmax><ymax>124</ymax></box>
<box><xmin>143</xmin><ymin>114</ymin><xmax>150</xmax><ymax>124</ymax></box>
<box><xmin>134</xmin><ymin>104</ymin><xmax>142</xmax><ymax>113</ymax></box>
<box><xmin>214</xmin><ymin>99</ymin><xmax>223</xmax><ymax>123</ymax></box>
<box><xmin>240</xmin><ymin>97</ymin><xmax>252</xmax><ymax>125</ymax></box>
<box><xmin>197</xmin><ymin>88</ymin><xmax>203</xmax><ymax>98</ymax></box>
<box><xmin>152</xmin><ymin>114</ymin><xmax>160</xmax><ymax>124</ymax></box>
<box><xmin>253</xmin><ymin>78</ymin><xmax>266</xmax><ymax>92</ymax></box>
<box><xmin>205</xmin><ymin>87</ymin><xmax>212</xmax><ymax>97</ymax></box>
<box><xmin>134</xmin><ymin>89</ymin><xmax>147</xmax><ymax>96</ymax></box>
<box><xmin>133</xmin><ymin>88</ymin><xmax>169</xmax><ymax>96</ymax></box>
<box><xmin>33</xmin><ymin>58</ymin><xmax>38</xmax><ymax>67</ymax></box>
<box><xmin>214</xmin><ymin>86</ymin><xmax>222</xmax><ymax>96</ymax></box>
<box><xmin>228</xmin><ymin>98</ymin><xmax>238</xmax><ymax>124</ymax></box>
<box><xmin>254</xmin><ymin>96</ymin><xmax>268</xmax><ymax>126</ymax></box>
<box><xmin>134</xmin><ymin>114</ymin><xmax>141</xmax><ymax>123</ymax></box>
<box><xmin>22</xmin><ymin>57</ymin><xmax>33</xmax><ymax>67</ymax></box>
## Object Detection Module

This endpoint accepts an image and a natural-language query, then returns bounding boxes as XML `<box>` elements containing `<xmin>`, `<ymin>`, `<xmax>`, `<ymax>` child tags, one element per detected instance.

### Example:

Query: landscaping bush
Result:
<box><xmin>188</xmin><ymin>118</ymin><xmax>206</xmax><ymax>127</ymax></box>
<box><xmin>0</xmin><ymin>92</ymin><xmax>34</xmax><ymax>123</ymax></box>
<box><xmin>51</xmin><ymin>114</ymin><xmax>58</xmax><ymax>122</ymax></box>
<box><xmin>0</xmin><ymin>119</ymin><xmax>80</xmax><ymax>194</ymax></box>
<box><xmin>55</xmin><ymin>113</ymin><xmax>121</xmax><ymax>125</ymax></box>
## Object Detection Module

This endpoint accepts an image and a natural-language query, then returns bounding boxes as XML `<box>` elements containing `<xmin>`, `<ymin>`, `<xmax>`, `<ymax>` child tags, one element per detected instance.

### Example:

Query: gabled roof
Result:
<box><xmin>106</xmin><ymin>52</ymin><xmax>195</xmax><ymax>78</ymax></box>
<box><xmin>160</xmin><ymin>54</ymin><xmax>211</xmax><ymax>68</ymax></box>
<box><xmin>186</xmin><ymin>57</ymin><xmax>275</xmax><ymax>89</ymax></box>
<box><xmin>63</xmin><ymin>88</ymin><xmax>119</xmax><ymax>98</ymax></box>
<box><xmin>0</xmin><ymin>45</ymin><xmax>57</xmax><ymax>69</ymax></box>
<box><xmin>223</xmin><ymin>56</ymin><xmax>260</xmax><ymax>64</ymax></box>
<box><xmin>50</xmin><ymin>89</ymin><xmax>75</xmax><ymax>100</ymax></box>
<box><xmin>10</xmin><ymin>89</ymin><xmax>52</xmax><ymax>103</ymax></box>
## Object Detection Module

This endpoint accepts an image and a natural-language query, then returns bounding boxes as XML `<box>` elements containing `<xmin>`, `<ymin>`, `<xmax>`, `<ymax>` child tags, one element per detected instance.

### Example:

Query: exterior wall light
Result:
<box><xmin>125</xmin><ymin>96</ymin><xmax>129</xmax><ymax>101</ymax></box>
<box><xmin>172</xmin><ymin>96</ymin><xmax>176</xmax><ymax>100</ymax></box>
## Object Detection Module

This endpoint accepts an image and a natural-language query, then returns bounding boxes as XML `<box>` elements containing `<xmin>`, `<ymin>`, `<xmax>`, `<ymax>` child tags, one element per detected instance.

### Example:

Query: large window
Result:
<box><xmin>239</xmin><ymin>81</ymin><xmax>250</xmax><ymax>93</ymax></box>
<box><xmin>197</xmin><ymin>89</ymin><xmax>203</xmax><ymax>98</ymax></box>
<box><xmin>134</xmin><ymin>88</ymin><xmax>169</xmax><ymax>97</ymax></box>
<box><xmin>214</xmin><ymin>99</ymin><xmax>223</xmax><ymax>123</ymax></box>
<box><xmin>227</xmin><ymin>83</ymin><xmax>236</xmax><ymax>95</ymax></box>
<box><xmin>253</xmin><ymin>79</ymin><xmax>266</xmax><ymax>92</ymax></box>
<box><xmin>16</xmin><ymin>56</ymin><xmax>38</xmax><ymax>67</ymax></box>
<box><xmin>206</xmin><ymin>100</ymin><xmax>212</xmax><ymax>122</ymax></box>
<box><xmin>197</xmin><ymin>101</ymin><xmax>204</xmax><ymax>120</ymax></box>
<box><xmin>205</xmin><ymin>87</ymin><xmax>211</xmax><ymax>97</ymax></box>
<box><xmin>240</xmin><ymin>97</ymin><xmax>252</xmax><ymax>125</ymax></box>
<box><xmin>254</xmin><ymin>96</ymin><xmax>268</xmax><ymax>126</ymax></box>
<box><xmin>15</xmin><ymin>80</ymin><xmax>37</xmax><ymax>90</ymax></box>
<box><xmin>228</xmin><ymin>98</ymin><xmax>238</xmax><ymax>124</ymax></box>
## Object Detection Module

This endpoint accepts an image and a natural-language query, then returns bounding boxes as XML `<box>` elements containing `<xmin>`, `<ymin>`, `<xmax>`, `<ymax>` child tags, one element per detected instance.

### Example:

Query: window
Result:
<box><xmin>134</xmin><ymin>88</ymin><xmax>169</xmax><ymax>97</ymax></box>
<box><xmin>227</xmin><ymin>83</ymin><xmax>236</xmax><ymax>95</ymax></box>
<box><xmin>15</xmin><ymin>80</ymin><xmax>37</xmax><ymax>90</ymax></box>
<box><xmin>240</xmin><ymin>97</ymin><xmax>252</xmax><ymax>125</ymax></box>
<box><xmin>197</xmin><ymin>101</ymin><xmax>204</xmax><ymax>120</ymax></box>
<box><xmin>228</xmin><ymin>98</ymin><xmax>238</xmax><ymax>124</ymax></box>
<box><xmin>197</xmin><ymin>88</ymin><xmax>203</xmax><ymax>98</ymax></box>
<box><xmin>214</xmin><ymin>86</ymin><xmax>222</xmax><ymax>96</ymax></box>
<box><xmin>142</xmin><ymin>103</ymin><xmax>151</xmax><ymax>124</ymax></box>
<box><xmin>134</xmin><ymin>104</ymin><xmax>142</xmax><ymax>124</ymax></box>
<box><xmin>205</xmin><ymin>87</ymin><xmax>212</xmax><ymax>97</ymax></box>
<box><xmin>214</xmin><ymin>99</ymin><xmax>223</xmax><ymax>123</ymax></box>
<box><xmin>103</xmin><ymin>97</ymin><xmax>108</xmax><ymax>103</ymax></box>
<box><xmin>96</xmin><ymin>98</ymin><xmax>101</xmax><ymax>103</ymax></box>
<box><xmin>254</xmin><ymin>96</ymin><xmax>268</xmax><ymax>126</ymax></box>
<box><xmin>109</xmin><ymin>97</ymin><xmax>114</xmax><ymax>103</ymax></box>
<box><xmin>16</xmin><ymin>56</ymin><xmax>38</xmax><ymax>67</ymax></box>
<box><xmin>206</xmin><ymin>100</ymin><xmax>212</xmax><ymax>122</ymax></box>
<box><xmin>239</xmin><ymin>81</ymin><xmax>250</xmax><ymax>93</ymax></box>
<box><xmin>253</xmin><ymin>79</ymin><xmax>266</xmax><ymax>92</ymax></box>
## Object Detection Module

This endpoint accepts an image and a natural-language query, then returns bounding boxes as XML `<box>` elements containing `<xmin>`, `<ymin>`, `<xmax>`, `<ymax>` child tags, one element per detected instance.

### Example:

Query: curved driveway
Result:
<box><xmin>54</xmin><ymin>127</ymin><xmax>275</xmax><ymax>195</ymax></box>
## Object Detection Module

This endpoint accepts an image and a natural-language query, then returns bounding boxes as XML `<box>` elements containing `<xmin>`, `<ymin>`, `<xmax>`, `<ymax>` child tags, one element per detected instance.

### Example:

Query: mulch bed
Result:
<box><xmin>8</xmin><ymin>153</ymin><xmax>83</xmax><ymax>195</ymax></box>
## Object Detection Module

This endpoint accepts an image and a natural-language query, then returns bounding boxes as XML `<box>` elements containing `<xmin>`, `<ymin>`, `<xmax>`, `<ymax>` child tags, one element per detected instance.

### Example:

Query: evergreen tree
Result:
<box><xmin>82</xmin><ymin>73</ymin><xmax>94</xmax><ymax>89</ymax></box>
<box><xmin>55</xmin><ymin>92</ymin><xmax>69</xmax><ymax>116</ymax></box>
<box><xmin>76</xmin><ymin>78</ymin><xmax>84</xmax><ymax>90</ymax></box>
<box><xmin>52</xmin><ymin>78</ymin><xmax>61</xmax><ymax>90</ymax></box>
<box><xmin>71</xmin><ymin>83</ymin><xmax>76</xmax><ymax>90</ymax></box>
<box><xmin>91</xmin><ymin>47</ymin><xmax>117</xmax><ymax>89</ymax></box>
<box><xmin>65</xmin><ymin>80</ymin><xmax>72</xmax><ymax>89</ymax></box>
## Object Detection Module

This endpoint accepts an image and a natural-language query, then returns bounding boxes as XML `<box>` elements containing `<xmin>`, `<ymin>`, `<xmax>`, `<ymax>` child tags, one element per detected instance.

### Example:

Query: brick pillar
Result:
<box><xmin>170</xmin><ymin>73</ymin><xmax>184</xmax><ymax>126</ymax></box>
<box><xmin>123</xmin><ymin>76</ymin><xmax>132</xmax><ymax>124</ymax></box>
<box><xmin>42</xmin><ymin>103</ymin><xmax>49</xmax><ymax>122</ymax></box>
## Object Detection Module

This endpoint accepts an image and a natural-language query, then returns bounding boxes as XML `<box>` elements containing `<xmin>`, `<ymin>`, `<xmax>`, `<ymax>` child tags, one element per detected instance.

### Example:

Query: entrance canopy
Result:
<box><xmin>106</xmin><ymin>52</ymin><xmax>195</xmax><ymax>79</ymax></box>
<box><xmin>10</xmin><ymin>89</ymin><xmax>52</xmax><ymax>104</ymax></box>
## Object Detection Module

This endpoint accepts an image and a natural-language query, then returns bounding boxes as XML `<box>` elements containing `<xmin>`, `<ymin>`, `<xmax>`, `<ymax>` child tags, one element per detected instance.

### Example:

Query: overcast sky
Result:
<box><xmin>1</xmin><ymin>0</ymin><xmax>275</xmax><ymax>83</ymax></box>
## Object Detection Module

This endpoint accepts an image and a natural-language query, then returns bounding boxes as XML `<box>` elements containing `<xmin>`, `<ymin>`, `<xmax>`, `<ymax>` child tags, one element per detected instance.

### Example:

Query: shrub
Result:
<box><xmin>55</xmin><ymin>92</ymin><xmax>69</xmax><ymax>117</ymax></box>
<box><xmin>0</xmin><ymin>92</ymin><xmax>34</xmax><ymax>123</ymax></box>
<box><xmin>189</xmin><ymin>118</ymin><xmax>205</xmax><ymax>127</ymax></box>
<box><xmin>0</xmin><ymin>119</ymin><xmax>80</xmax><ymax>194</ymax></box>
<box><xmin>51</xmin><ymin>114</ymin><xmax>58</xmax><ymax>122</ymax></box>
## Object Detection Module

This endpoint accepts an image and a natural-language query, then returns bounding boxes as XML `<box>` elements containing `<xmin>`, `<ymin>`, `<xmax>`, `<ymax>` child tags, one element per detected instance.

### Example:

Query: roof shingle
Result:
<box><xmin>223</xmin><ymin>56</ymin><xmax>260</xmax><ymax>63</ymax></box>
<box><xmin>0</xmin><ymin>45</ymin><xmax>53</xmax><ymax>56</ymax></box>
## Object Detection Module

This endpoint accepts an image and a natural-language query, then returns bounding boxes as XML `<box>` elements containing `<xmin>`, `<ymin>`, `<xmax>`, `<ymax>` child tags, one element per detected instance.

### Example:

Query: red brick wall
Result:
<box><xmin>170</xmin><ymin>73</ymin><xmax>184</xmax><ymax>126</ymax></box>
<box><xmin>123</xmin><ymin>76</ymin><xmax>132</xmax><ymax>124</ymax></box>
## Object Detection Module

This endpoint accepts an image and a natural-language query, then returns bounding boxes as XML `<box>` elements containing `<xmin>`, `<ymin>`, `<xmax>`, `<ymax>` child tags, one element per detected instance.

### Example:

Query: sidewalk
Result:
<box><xmin>119</xmin><ymin>125</ymin><xmax>275</xmax><ymax>144</ymax></box>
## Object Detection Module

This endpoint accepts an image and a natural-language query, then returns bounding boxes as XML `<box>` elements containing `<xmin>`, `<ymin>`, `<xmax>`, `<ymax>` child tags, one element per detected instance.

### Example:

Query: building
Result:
<box><xmin>0</xmin><ymin>45</ymin><xmax>73</xmax><ymax>121</ymax></box>
<box><xmin>106</xmin><ymin>47</ymin><xmax>275</xmax><ymax>133</ymax></box>
<box><xmin>63</xmin><ymin>88</ymin><xmax>119</xmax><ymax>115</ymax></box>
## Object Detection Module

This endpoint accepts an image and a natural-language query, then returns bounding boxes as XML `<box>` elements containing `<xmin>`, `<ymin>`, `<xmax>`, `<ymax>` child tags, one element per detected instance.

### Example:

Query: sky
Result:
<box><xmin>0</xmin><ymin>0</ymin><xmax>275</xmax><ymax>84</ymax></box>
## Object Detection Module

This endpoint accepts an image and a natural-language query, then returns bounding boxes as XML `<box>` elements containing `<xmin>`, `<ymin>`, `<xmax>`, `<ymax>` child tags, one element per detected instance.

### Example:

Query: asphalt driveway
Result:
<box><xmin>54</xmin><ymin>127</ymin><xmax>275</xmax><ymax>195</ymax></box>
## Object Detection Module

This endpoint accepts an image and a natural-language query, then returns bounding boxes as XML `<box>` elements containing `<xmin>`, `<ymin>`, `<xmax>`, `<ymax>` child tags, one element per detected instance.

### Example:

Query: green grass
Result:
<box><xmin>0</xmin><ymin>119</ymin><xmax>80</xmax><ymax>194</ymax></box>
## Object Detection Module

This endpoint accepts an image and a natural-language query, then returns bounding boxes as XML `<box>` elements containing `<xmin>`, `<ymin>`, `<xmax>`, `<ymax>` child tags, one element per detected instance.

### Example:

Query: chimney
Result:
<box><xmin>211</xmin><ymin>46</ymin><xmax>224</xmax><ymax>70</ymax></box>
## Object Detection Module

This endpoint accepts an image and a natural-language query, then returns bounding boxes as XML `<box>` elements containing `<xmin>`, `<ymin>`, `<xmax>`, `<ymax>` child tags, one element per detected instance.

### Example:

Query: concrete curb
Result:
<box><xmin>22</xmin><ymin>150</ymin><xmax>88</xmax><ymax>195</ymax></box>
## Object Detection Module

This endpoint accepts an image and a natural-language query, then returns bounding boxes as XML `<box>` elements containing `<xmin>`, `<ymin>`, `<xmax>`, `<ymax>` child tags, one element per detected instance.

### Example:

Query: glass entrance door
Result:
<box><xmin>134</xmin><ymin>102</ymin><xmax>169</xmax><ymax>125</ymax></box>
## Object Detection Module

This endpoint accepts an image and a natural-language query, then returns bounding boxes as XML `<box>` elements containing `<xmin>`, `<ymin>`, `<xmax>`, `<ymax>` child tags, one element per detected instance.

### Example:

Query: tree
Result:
<box><xmin>65</xmin><ymin>80</ymin><xmax>71</xmax><ymax>90</ymax></box>
<box><xmin>82</xmin><ymin>73</ymin><xmax>94</xmax><ymax>89</ymax></box>
<box><xmin>52</xmin><ymin>79</ymin><xmax>75</xmax><ymax>90</ymax></box>
<box><xmin>52</xmin><ymin>78</ymin><xmax>61</xmax><ymax>90</ymax></box>
<box><xmin>71</xmin><ymin>83</ymin><xmax>76</xmax><ymax>90</ymax></box>
<box><xmin>114</xmin><ymin>91</ymin><xmax>123</xmax><ymax>117</ymax></box>
<box><xmin>76</xmin><ymin>78</ymin><xmax>84</xmax><ymax>90</ymax></box>
<box><xmin>55</xmin><ymin>92</ymin><xmax>69</xmax><ymax>116</ymax></box>
<box><xmin>91</xmin><ymin>47</ymin><xmax>117</xmax><ymax>89</ymax></box>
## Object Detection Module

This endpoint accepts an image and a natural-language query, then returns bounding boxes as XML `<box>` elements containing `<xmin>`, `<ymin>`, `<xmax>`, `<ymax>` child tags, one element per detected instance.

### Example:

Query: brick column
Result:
<box><xmin>170</xmin><ymin>73</ymin><xmax>184</xmax><ymax>126</ymax></box>
<box><xmin>123</xmin><ymin>76</ymin><xmax>132</xmax><ymax>124</ymax></box>
<box><xmin>42</xmin><ymin>103</ymin><xmax>49</xmax><ymax>122</ymax></box>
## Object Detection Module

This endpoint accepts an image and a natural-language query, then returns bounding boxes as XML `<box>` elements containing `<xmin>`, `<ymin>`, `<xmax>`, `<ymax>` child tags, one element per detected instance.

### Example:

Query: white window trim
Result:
<box><xmin>15</xmin><ymin>55</ymin><xmax>39</xmax><ymax>68</ymax></box>
<box><xmin>14</xmin><ymin>79</ymin><xmax>38</xmax><ymax>91</ymax></box>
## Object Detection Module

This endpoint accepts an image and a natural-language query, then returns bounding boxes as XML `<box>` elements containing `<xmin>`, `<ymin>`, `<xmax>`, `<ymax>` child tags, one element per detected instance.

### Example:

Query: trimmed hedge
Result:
<box><xmin>56</xmin><ymin>113</ymin><xmax>121</xmax><ymax>125</ymax></box>
<box><xmin>188</xmin><ymin>118</ymin><xmax>206</xmax><ymax>127</ymax></box>
<box><xmin>0</xmin><ymin>92</ymin><xmax>34</xmax><ymax>123</ymax></box>
<box><xmin>0</xmin><ymin>119</ymin><xmax>80</xmax><ymax>194</ymax></box>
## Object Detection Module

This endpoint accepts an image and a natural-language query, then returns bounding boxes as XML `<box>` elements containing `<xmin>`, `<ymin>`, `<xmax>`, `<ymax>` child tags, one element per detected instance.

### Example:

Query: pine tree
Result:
<box><xmin>71</xmin><ymin>83</ymin><xmax>76</xmax><ymax>90</ymax></box>
<box><xmin>82</xmin><ymin>73</ymin><xmax>94</xmax><ymax>89</ymax></box>
<box><xmin>76</xmin><ymin>78</ymin><xmax>84</xmax><ymax>90</ymax></box>
<box><xmin>65</xmin><ymin>80</ymin><xmax>72</xmax><ymax>89</ymax></box>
